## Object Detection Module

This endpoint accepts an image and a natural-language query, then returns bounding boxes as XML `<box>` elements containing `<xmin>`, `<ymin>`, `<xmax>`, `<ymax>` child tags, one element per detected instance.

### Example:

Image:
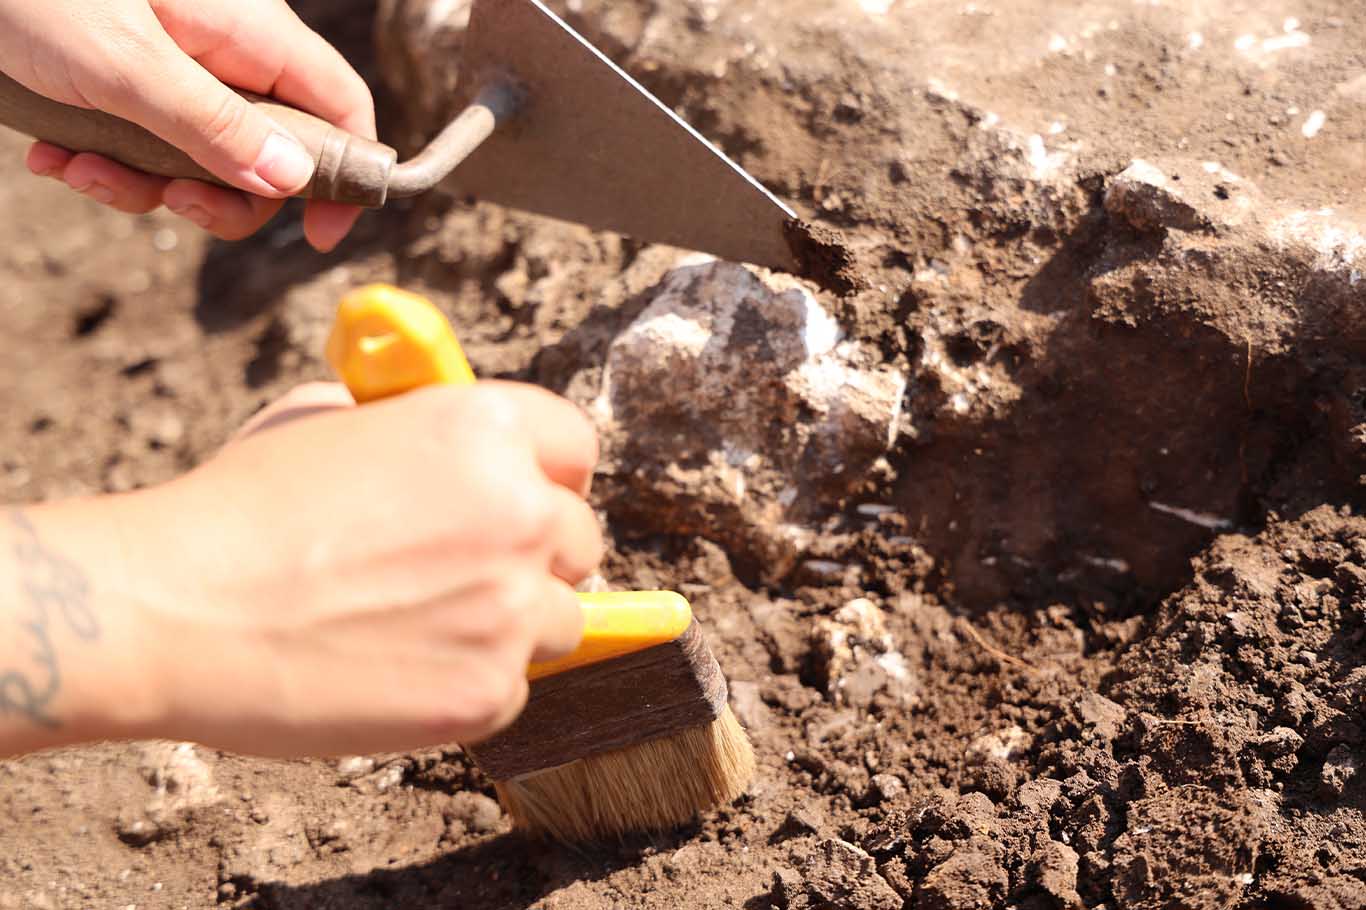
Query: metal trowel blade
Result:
<box><xmin>448</xmin><ymin>0</ymin><xmax>801</xmax><ymax>274</ymax></box>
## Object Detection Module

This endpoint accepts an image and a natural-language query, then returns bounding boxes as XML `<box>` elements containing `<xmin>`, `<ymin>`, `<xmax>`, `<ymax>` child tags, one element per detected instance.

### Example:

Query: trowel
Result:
<box><xmin>0</xmin><ymin>0</ymin><xmax>820</xmax><ymax>277</ymax></box>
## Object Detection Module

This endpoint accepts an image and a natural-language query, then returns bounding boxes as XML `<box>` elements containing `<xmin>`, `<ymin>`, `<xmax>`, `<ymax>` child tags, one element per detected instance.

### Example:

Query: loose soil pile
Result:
<box><xmin>1</xmin><ymin>1</ymin><xmax>1364</xmax><ymax>908</ymax></box>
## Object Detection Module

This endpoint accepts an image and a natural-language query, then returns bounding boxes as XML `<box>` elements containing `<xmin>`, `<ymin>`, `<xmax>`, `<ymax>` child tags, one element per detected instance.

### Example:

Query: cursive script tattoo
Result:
<box><xmin>1</xmin><ymin>509</ymin><xmax>97</xmax><ymax>727</ymax></box>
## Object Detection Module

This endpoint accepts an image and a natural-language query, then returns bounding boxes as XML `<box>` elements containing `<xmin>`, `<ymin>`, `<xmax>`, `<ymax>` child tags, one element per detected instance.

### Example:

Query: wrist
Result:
<box><xmin>0</xmin><ymin>495</ymin><xmax>173</xmax><ymax>754</ymax></box>
<box><xmin>104</xmin><ymin>477</ymin><xmax>283</xmax><ymax>756</ymax></box>
<box><xmin>87</xmin><ymin>483</ymin><xmax>231</xmax><ymax>749</ymax></box>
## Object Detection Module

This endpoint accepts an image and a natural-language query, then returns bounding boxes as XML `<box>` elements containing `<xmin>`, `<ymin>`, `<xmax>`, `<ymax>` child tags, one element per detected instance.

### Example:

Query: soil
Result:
<box><xmin>783</xmin><ymin>221</ymin><xmax>863</xmax><ymax>296</ymax></box>
<box><xmin>2</xmin><ymin>1</ymin><xmax>1366</xmax><ymax>909</ymax></box>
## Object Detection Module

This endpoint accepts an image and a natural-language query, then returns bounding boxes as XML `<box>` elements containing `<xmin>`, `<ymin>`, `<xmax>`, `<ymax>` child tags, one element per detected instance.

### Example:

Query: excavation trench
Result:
<box><xmin>1</xmin><ymin>0</ymin><xmax>1364</xmax><ymax>908</ymax></box>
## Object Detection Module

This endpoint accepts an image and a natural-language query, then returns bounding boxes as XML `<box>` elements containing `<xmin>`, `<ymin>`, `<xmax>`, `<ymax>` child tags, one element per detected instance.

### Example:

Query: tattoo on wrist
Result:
<box><xmin>1</xmin><ymin>509</ymin><xmax>98</xmax><ymax>728</ymax></box>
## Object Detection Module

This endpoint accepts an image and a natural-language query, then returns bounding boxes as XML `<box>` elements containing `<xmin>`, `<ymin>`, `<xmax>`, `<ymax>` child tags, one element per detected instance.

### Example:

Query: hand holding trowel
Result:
<box><xmin>0</xmin><ymin>0</ymin><xmax>852</xmax><ymax>288</ymax></box>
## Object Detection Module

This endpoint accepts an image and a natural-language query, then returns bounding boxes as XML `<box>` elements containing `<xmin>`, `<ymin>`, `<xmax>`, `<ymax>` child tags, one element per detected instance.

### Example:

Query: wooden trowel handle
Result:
<box><xmin>0</xmin><ymin>72</ymin><xmax>399</xmax><ymax>207</ymax></box>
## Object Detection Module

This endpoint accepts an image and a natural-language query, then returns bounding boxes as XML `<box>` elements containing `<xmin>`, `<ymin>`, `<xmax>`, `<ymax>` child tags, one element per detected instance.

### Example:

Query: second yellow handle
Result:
<box><xmin>325</xmin><ymin>284</ymin><xmax>693</xmax><ymax>678</ymax></box>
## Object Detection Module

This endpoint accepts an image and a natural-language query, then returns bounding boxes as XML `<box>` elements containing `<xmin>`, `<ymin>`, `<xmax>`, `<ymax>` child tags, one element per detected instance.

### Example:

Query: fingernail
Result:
<box><xmin>82</xmin><ymin>183</ymin><xmax>115</xmax><ymax>205</ymax></box>
<box><xmin>254</xmin><ymin>132</ymin><xmax>315</xmax><ymax>194</ymax></box>
<box><xmin>170</xmin><ymin>204</ymin><xmax>214</xmax><ymax>229</ymax></box>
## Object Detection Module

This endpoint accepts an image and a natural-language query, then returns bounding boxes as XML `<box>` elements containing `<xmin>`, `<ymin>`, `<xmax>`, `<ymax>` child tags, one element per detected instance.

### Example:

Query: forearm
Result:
<box><xmin>0</xmin><ymin>498</ymin><xmax>167</xmax><ymax>756</ymax></box>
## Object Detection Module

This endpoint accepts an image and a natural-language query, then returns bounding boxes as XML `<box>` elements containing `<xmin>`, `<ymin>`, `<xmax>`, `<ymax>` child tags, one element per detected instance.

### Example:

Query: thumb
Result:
<box><xmin>96</xmin><ymin>33</ymin><xmax>315</xmax><ymax>198</ymax></box>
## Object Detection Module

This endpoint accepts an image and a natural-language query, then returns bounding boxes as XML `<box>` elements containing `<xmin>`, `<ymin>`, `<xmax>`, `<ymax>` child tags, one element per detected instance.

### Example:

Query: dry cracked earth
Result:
<box><xmin>1</xmin><ymin>0</ymin><xmax>1365</xmax><ymax>908</ymax></box>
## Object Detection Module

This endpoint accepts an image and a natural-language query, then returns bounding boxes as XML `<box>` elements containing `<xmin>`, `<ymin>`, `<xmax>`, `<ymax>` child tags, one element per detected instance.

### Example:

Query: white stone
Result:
<box><xmin>593</xmin><ymin>262</ymin><xmax>904</xmax><ymax>578</ymax></box>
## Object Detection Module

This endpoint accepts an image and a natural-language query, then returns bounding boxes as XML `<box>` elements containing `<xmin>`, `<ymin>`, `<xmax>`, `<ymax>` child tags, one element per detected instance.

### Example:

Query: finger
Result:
<box><xmin>529</xmin><ymin>576</ymin><xmax>587</xmax><ymax>664</ymax></box>
<box><xmin>59</xmin><ymin>153</ymin><xmax>169</xmax><ymax>214</ymax></box>
<box><xmin>163</xmin><ymin>179</ymin><xmax>286</xmax><ymax>241</ymax></box>
<box><xmin>153</xmin><ymin>0</ymin><xmax>377</xmax><ymax>139</ymax></box>
<box><xmin>26</xmin><ymin>142</ymin><xmax>73</xmax><ymax>178</ymax></box>
<box><xmin>93</xmin><ymin>8</ymin><xmax>316</xmax><ymax>198</ymax></box>
<box><xmin>480</xmin><ymin>382</ymin><xmax>600</xmax><ymax>496</ymax></box>
<box><xmin>546</xmin><ymin>486</ymin><xmax>604</xmax><ymax>586</ymax></box>
<box><xmin>161</xmin><ymin>0</ymin><xmax>376</xmax><ymax>253</ymax></box>
<box><xmin>231</xmin><ymin>382</ymin><xmax>355</xmax><ymax>443</ymax></box>
<box><xmin>303</xmin><ymin>200</ymin><xmax>364</xmax><ymax>253</ymax></box>
<box><xmin>150</xmin><ymin>0</ymin><xmax>375</xmax><ymax>249</ymax></box>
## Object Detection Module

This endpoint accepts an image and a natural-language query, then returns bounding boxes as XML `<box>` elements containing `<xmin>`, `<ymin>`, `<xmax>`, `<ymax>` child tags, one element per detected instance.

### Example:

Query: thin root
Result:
<box><xmin>956</xmin><ymin>618</ymin><xmax>1036</xmax><ymax>672</ymax></box>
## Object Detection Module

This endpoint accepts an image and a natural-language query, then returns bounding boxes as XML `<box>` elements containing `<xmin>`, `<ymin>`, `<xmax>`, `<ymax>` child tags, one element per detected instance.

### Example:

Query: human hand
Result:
<box><xmin>115</xmin><ymin>381</ymin><xmax>601</xmax><ymax>757</ymax></box>
<box><xmin>0</xmin><ymin>0</ymin><xmax>375</xmax><ymax>252</ymax></box>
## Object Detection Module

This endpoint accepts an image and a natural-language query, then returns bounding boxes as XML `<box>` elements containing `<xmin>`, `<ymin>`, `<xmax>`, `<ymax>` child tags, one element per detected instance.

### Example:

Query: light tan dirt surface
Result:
<box><xmin>2</xmin><ymin>1</ymin><xmax>1364</xmax><ymax>908</ymax></box>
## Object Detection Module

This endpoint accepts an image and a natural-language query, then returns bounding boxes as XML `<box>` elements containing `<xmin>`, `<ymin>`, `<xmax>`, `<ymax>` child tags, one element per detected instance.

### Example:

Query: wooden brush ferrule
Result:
<box><xmin>468</xmin><ymin>622</ymin><xmax>728</xmax><ymax>781</ymax></box>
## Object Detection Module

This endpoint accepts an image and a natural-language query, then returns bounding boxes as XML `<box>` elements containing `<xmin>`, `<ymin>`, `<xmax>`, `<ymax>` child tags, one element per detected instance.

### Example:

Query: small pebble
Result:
<box><xmin>868</xmin><ymin>773</ymin><xmax>907</xmax><ymax>803</ymax></box>
<box><xmin>336</xmin><ymin>756</ymin><xmax>375</xmax><ymax>779</ymax></box>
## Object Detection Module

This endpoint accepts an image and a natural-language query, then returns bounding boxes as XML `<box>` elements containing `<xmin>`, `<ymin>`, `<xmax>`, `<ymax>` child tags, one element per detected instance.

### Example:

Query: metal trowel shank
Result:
<box><xmin>0</xmin><ymin>0</ymin><xmax>801</xmax><ymax>272</ymax></box>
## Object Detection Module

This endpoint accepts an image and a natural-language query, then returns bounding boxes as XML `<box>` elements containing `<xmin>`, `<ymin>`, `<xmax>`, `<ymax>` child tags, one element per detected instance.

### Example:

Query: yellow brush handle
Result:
<box><xmin>326</xmin><ymin>284</ymin><xmax>476</xmax><ymax>403</ymax></box>
<box><xmin>325</xmin><ymin>284</ymin><xmax>693</xmax><ymax>678</ymax></box>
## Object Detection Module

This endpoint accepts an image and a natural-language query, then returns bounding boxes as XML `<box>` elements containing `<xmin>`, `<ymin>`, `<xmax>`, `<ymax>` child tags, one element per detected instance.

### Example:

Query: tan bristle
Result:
<box><xmin>494</xmin><ymin>707</ymin><xmax>755</xmax><ymax>842</ymax></box>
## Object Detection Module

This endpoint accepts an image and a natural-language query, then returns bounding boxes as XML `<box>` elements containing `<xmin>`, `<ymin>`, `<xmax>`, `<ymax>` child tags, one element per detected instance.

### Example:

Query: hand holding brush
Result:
<box><xmin>326</xmin><ymin>284</ymin><xmax>756</xmax><ymax>841</ymax></box>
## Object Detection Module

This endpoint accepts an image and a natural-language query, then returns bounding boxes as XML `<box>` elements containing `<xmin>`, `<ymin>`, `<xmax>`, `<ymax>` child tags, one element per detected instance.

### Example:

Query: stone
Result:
<box><xmin>590</xmin><ymin>261</ymin><xmax>906</xmax><ymax>580</ymax></box>
<box><xmin>1104</xmin><ymin>158</ymin><xmax>1259</xmax><ymax>233</ymax></box>
<box><xmin>336</xmin><ymin>756</ymin><xmax>375</xmax><ymax>780</ymax></box>
<box><xmin>1319</xmin><ymin>745</ymin><xmax>1360</xmax><ymax>799</ymax></box>
<box><xmin>867</xmin><ymin>773</ymin><xmax>907</xmax><ymax>804</ymax></box>
<box><xmin>115</xmin><ymin>743</ymin><xmax>221</xmax><ymax>846</ymax></box>
<box><xmin>358</xmin><ymin>761</ymin><xmax>406</xmax><ymax>794</ymax></box>
<box><xmin>810</xmin><ymin>598</ymin><xmax>919</xmax><ymax>709</ymax></box>
<box><xmin>446</xmin><ymin>792</ymin><xmax>503</xmax><ymax>835</ymax></box>
<box><xmin>784</xmin><ymin>838</ymin><xmax>902</xmax><ymax>910</ymax></box>
<box><xmin>967</xmin><ymin>725</ymin><xmax>1030</xmax><ymax>763</ymax></box>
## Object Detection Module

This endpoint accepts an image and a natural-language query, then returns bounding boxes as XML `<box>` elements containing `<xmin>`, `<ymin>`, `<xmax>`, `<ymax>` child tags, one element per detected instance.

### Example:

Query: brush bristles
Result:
<box><xmin>494</xmin><ymin>707</ymin><xmax>755</xmax><ymax>842</ymax></box>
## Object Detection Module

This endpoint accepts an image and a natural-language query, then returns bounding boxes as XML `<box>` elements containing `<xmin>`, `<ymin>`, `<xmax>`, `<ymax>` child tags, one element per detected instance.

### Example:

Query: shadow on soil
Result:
<box><xmin>252</xmin><ymin>827</ymin><xmax>722</xmax><ymax>910</ymax></box>
<box><xmin>191</xmin><ymin>201</ymin><xmax>414</xmax><ymax>334</ymax></box>
<box><xmin>190</xmin><ymin>0</ymin><xmax>410</xmax><ymax>335</ymax></box>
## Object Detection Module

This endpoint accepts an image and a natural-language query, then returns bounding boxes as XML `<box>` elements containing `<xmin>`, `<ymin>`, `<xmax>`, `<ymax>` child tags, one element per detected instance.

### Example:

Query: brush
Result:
<box><xmin>325</xmin><ymin>283</ymin><xmax>756</xmax><ymax>841</ymax></box>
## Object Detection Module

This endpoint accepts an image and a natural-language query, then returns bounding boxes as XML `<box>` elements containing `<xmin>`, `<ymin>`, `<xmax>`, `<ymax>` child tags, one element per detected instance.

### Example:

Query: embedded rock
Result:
<box><xmin>114</xmin><ymin>743</ymin><xmax>221</xmax><ymax>846</ymax></box>
<box><xmin>591</xmin><ymin>261</ymin><xmax>905</xmax><ymax>579</ymax></box>
<box><xmin>809</xmin><ymin>598</ymin><xmax>919</xmax><ymax>709</ymax></box>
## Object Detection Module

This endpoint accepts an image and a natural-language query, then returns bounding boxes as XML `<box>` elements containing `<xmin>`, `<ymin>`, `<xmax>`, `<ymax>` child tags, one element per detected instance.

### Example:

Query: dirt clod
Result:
<box><xmin>782</xmin><ymin>838</ymin><xmax>902</xmax><ymax>910</ymax></box>
<box><xmin>782</xmin><ymin>220</ymin><xmax>863</xmax><ymax>296</ymax></box>
<box><xmin>917</xmin><ymin>848</ymin><xmax>1010</xmax><ymax>910</ymax></box>
<box><xmin>1032</xmin><ymin>840</ymin><xmax>1082</xmax><ymax>908</ymax></box>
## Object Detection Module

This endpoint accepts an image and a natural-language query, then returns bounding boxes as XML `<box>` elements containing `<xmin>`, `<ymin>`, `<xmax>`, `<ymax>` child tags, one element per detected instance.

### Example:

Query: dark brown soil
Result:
<box><xmin>783</xmin><ymin>220</ymin><xmax>862</xmax><ymax>296</ymax></box>
<box><xmin>2</xmin><ymin>1</ymin><xmax>1366</xmax><ymax>908</ymax></box>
